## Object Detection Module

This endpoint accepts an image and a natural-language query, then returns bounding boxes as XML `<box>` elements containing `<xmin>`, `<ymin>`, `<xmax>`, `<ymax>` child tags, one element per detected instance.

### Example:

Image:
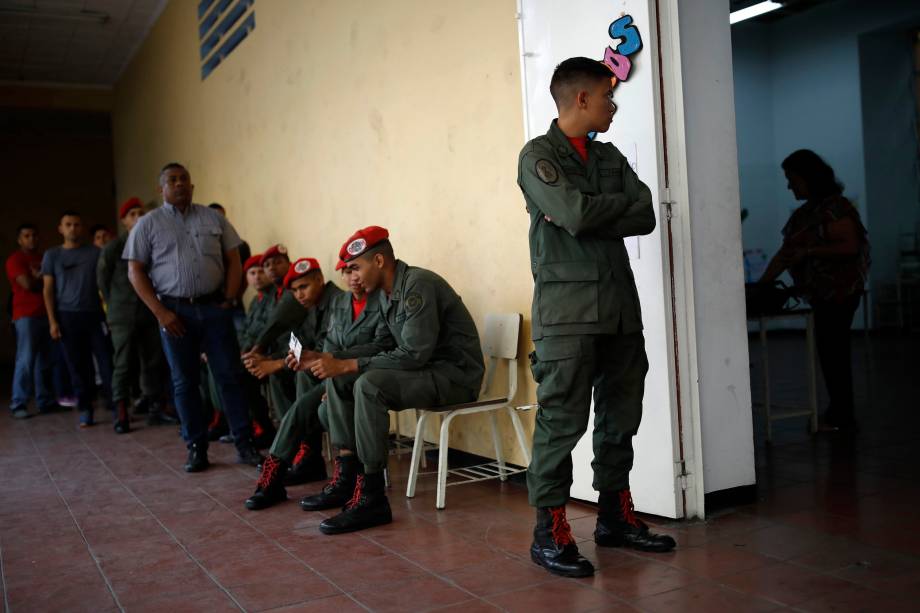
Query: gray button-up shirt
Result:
<box><xmin>122</xmin><ymin>202</ymin><xmax>242</xmax><ymax>298</ymax></box>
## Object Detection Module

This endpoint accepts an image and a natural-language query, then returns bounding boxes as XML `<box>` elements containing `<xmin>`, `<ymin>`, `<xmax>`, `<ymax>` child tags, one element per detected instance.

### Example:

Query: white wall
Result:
<box><xmin>733</xmin><ymin>0</ymin><xmax>920</xmax><ymax>316</ymax></box>
<box><xmin>678</xmin><ymin>0</ymin><xmax>756</xmax><ymax>495</ymax></box>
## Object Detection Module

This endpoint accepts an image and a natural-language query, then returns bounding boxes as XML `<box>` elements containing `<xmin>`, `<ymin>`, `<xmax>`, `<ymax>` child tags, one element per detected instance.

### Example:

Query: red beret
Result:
<box><xmin>118</xmin><ymin>197</ymin><xmax>143</xmax><ymax>219</ymax></box>
<box><xmin>243</xmin><ymin>254</ymin><xmax>262</xmax><ymax>273</ymax></box>
<box><xmin>339</xmin><ymin>226</ymin><xmax>390</xmax><ymax>262</ymax></box>
<box><xmin>335</xmin><ymin>259</ymin><xmax>346</xmax><ymax>271</ymax></box>
<box><xmin>283</xmin><ymin>257</ymin><xmax>321</xmax><ymax>288</ymax></box>
<box><xmin>259</xmin><ymin>244</ymin><xmax>289</xmax><ymax>266</ymax></box>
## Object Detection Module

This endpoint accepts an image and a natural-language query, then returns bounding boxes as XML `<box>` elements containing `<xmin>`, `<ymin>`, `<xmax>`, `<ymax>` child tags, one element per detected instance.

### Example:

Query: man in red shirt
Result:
<box><xmin>5</xmin><ymin>224</ymin><xmax>58</xmax><ymax>418</ymax></box>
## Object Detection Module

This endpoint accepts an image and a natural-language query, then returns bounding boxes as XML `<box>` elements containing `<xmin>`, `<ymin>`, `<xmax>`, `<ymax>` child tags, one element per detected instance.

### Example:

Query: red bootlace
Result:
<box><xmin>253</xmin><ymin>420</ymin><xmax>264</xmax><ymax>438</ymax></box>
<box><xmin>345</xmin><ymin>475</ymin><xmax>365</xmax><ymax>510</ymax></box>
<box><xmin>549</xmin><ymin>506</ymin><xmax>574</xmax><ymax>546</ymax></box>
<box><xmin>292</xmin><ymin>442</ymin><xmax>309</xmax><ymax>466</ymax></box>
<box><xmin>257</xmin><ymin>455</ymin><xmax>282</xmax><ymax>489</ymax></box>
<box><xmin>619</xmin><ymin>490</ymin><xmax>644</xmax><ymax>528</ymax></box>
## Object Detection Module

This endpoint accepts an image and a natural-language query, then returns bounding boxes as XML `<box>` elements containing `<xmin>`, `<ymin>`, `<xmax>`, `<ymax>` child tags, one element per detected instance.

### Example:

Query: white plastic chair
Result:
<box><xmin>405</xmin><ymin>313</ymin><xmax>532</xmax><ymax>509</ymax></box>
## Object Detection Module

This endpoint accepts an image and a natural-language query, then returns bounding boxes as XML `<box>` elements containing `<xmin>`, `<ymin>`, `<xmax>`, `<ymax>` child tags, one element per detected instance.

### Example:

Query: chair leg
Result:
<box><xmin>489</xmin><ymin>411</ymin><xmax>507</xmax><ymax>481</ymax></box>
<box><xmin>417</xmin><ymin>409</ymin><xmax>428</xmax><ymax>469</ymax></box>
<box><xmin>406</xmin><ymin>410</ymin><xmax>431</xmax><ymax>498</ymax></box>
<box><xmin>436</xmin><ymin>412</ymin><xmax>457</xmax><ymax>510</ymax></box>
<box><xmin>508</xmin><ymin>407</ymin><xmax>532</xmax><ymax>465</ymax></box>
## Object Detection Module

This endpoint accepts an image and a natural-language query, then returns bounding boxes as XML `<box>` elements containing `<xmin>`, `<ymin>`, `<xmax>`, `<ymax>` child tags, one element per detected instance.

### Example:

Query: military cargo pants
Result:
<box><xmin>326</xmin><ymin>369</ymin><xmax>476</xmax><ymax>473</ymax></box>
<box><xmin>269</xmin><ymin>383</ymin><xmax>325</xmax><ymax>463</ymax></box>
<box><xmin>268</xmin><ymin>368</ymin><xmax>296</xmax><ymax>421</ymax></box>
<box><xmin>109</xmin><ymin>321</ymin><xmax>164</xmax><ymax>404</ymax></box>
<box><xmin>527</xmin><ymin>333</ymin><xmax>648</xmax><ymax>507</ymax></box>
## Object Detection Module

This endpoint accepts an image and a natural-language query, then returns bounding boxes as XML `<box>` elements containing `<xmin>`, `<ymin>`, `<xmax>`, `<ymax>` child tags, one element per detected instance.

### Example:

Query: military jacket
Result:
<box><xmin>254</xmin><ymin>287</ymin><xmax>309</xmax><ymax>357</ymax></box>
<box><xmin>323</xmin><ymin>291</ymin><xmax>395</xmax><ymax>359</ymax></box>
<box><xmin>517</xmin><ymin>120</ymin><xmax>656</xmax><ymax>340</ymax></box>
<box><xmin>356</xmin><ymin>260</ymin><xmax>485</xmax><ymax>394</ymax></box>
<box><xmin>292</xmin><ymin>282</ymin><xmax>343</xmax><ymax>352</ymax></box>
<box><xmin>97</xmin><ymin>234</ymin><xmax>154</xmax><ymax>326</ymax></box>
<box><xmin>239</xmin><ymin>291</ymin><xmax>272</xmax><ymax>350</ymax></box>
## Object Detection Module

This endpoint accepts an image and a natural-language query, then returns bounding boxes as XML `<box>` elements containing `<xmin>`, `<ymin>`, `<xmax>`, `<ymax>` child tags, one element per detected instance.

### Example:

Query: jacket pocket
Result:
<box><xmin>598</xmin><ymin>160</ymin><xmax>624</xmax><ymax>193</ymax></box>
<box><xmin>537</xmin><ymin>261</ymin><xmax>599</xmax><ymax>325</ymax></box>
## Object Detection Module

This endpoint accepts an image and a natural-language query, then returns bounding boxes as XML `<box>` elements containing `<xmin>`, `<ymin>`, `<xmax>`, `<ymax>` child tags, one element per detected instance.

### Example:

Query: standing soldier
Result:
<box><xmin>517</xmin><ymin>58</ymin><xmax>675</xmax><ymax>578</ymax></box>
<box><xmin>98</xmin><ymin>197</ymin><xmax>174</xmax><ymax>433</ymax></box>
<box><xmin>123</xmin><ymin>162</ymin><xmax>263</xmax><ymax>472</ymax></box>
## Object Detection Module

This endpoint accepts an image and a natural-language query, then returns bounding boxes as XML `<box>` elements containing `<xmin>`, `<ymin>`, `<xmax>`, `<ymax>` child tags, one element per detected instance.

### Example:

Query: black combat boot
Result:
<box><xmin>113</xmin><ymin>400</ymin><xmax>130</xmax><ymax>434</ymax></box>
<box><xmin>184</xmin><ymin>442</ymin><xmax>210</xmax><ymax>473</ymax></box>
<box><xmin>285</xmin><ymin>440</ymin><xmax>328</xmax><ymax>486</ymax></box>
<box><xmin>530</xmin><ymin>506</ymin><xmax>594</xmax><ymax>578</ymax></box>
<box><xmin>300</xmin><ymin>454</ymin><xmax>360</xmax><ymax>511</ymax></box>
<box><xmin>319</xmin><ymin>472</ymin><xmax>392</xmax><ymax>535</ymax></box>
<box><xmin>594</xmin><ymin>489</ymin><xmax>676</xmax><ymax>552</ymax></box>
<box><xmin>236</xmin><ymin>440</ymin><xmax>265</xmax><ymax>467</ymax></box>
<box><xmin>245</xmin><ymin>455</ymin><xmax>288</xmax><ymax>510</ymax></box>
<box><xmin>146</xmin><ymin>400</ymin><xmax>179</xmax><ymax>426</ymax></box>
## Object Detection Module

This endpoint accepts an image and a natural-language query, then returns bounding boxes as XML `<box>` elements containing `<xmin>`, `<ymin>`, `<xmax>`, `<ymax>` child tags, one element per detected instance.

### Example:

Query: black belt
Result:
<box><xmin>158</xmin><ymin>291</ymin><xmax>223</xmax><ymax>305</ymax></box>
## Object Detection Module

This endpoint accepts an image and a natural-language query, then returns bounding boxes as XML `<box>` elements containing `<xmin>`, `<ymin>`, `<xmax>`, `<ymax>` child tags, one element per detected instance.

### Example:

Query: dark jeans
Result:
<box><xmin>813</xmin><ymin>294</ymin><xmax>860</xmax><ymax>425</ymax></box>
<box><xmin>158</xmin><ymin>301</ymin><xmax>252</xmax><ymax>449</ymax></box>
<box><xmin>57</xmin><ymin>310</ymin><xmax>114</xmax><ymax>415</ymax></box>
<box><xmin>11</xmin><ymin>316</ymin><xmax>54</xmax><ymax>410</ymax></box>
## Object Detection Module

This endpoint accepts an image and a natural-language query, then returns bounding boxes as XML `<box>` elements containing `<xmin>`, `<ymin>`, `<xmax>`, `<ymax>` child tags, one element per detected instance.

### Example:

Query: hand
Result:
<box><xmin>308</xmin><ymin>355</ymin><xmax>352</xmax><ymax>380</ymax></box>
<box><xmin>284</xmin><ymin>351</ymin><xmax>299</xmax><ymax>371</ymax></box>
<box><xmin>156</xmin><ymin>308</ymin><xmax>185</xmax><ymax>338</ymax></box>
<box><xmin>49</xmin><ymin>321</ymin><xmax>61</xmax><ymax>340</ymax></box>
<box><xmin>248</xmin><ymin>358</ymin><xmax>284</xmax><ymax>380</ymax></box>
<box><xmin>297</xmin><ymin>349</ymin><xmax>324</xmax><ymax>370</ymax></box>
<box><xmin>241</xmin><ymin>345</ymin><xmax>263</xmax><ymax>360</ymax></box>
<box><xmin>242</xmin><ymin>351</ymin><xmax>266</xmax><ymax>371</ymax></box>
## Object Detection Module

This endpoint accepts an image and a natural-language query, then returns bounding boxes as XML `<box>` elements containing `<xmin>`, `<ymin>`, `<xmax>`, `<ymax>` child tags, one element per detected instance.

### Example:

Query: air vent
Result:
<box><xmin>197</xmin><ymin>0</ymin><xmax>255</xmax><ymax>80</ymax></box>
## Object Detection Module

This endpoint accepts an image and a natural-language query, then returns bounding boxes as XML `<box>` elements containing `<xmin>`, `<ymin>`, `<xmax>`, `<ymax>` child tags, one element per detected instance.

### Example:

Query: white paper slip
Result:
<box><xmin>289</xmin><ymin>333</ymin><xmax>302</xmax><ymax>363</ymax></box>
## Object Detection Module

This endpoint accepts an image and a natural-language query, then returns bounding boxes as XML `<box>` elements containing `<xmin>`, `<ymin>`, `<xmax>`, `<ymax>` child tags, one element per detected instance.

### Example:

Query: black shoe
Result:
<box><xmin>133</xmin><ymin>397</ymin><xmax>150</xmax><ymax>415</ymax></box>
<box><xmin>285</xmin><ymin>447</ymin><xmax>327</xmax><ymax>486</ymax></box>
<box><xmin>530</xmin><ymin>506</ymin><xmax>594</xmax><ymax>578</ymax></box>
<box><xmin>113</xmin><ymin>401</ymin><xmax>130</xmax><ymax>434</ymax></box>
<box><xmin>38</xmin><ymin>403</ymin><xmax>67</xmax><ymax>414</ymax></box>
<box><xmin>300</xmin><ymin>455</ymin><xmax>360</xmax><ymax>511</ymax></box>
<box><xmin>236</xmin><ymin>443</ymin><xmax>265</xmax><ymax>467</ymax></box>
<box><xmin>184</xmin><ymin>443</ymin><xmax>210</xmax><ymax>473</ymax></box>
<box><xmin>245</xmin><ymin>455</ymin><xmax>288</xmax><ymax>510</ymax></box>
<box><xmin>594</xmin><ymin>490</ymin><xmax>676</xmax><ymax>553</ymax></box>
<box><xmin>319</xmin><ymin>472</ymin><xmax>392</xmax><ymax>535</ymax></box>
<box><xmin>147</xmin><ymin>410</ymin><xmax>179</xmax><ymax>426</ymax></box>
<box><xmin>11</xmin><ymin>408</ymin><xmax>29</xmax><ymax>419</ymax></box>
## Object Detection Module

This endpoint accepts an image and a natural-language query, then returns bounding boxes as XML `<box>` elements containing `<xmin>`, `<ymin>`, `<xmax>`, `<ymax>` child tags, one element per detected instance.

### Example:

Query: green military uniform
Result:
<box><xmin>253</xmin><ymin>288</ymin><xmax>308</xmax><ymax>419</ymax></box>
<box><xmin>269</xmin><ymin>284</ymin><xmax>394</xmax><ymax>461</ymax></box>
<box><xmin>97</xmin><ymin>233</ymin><xmax>164</xmax><ymax>405</ymax></box>
<box><xmin>326</xmin><ymin>260</ymin><xmax>485</xmax><ymax>473</ymax></box>
<box><xmin>517</xmin><ymin>119</ymin><xmax>656</xmax><ymax>507</ymax></box>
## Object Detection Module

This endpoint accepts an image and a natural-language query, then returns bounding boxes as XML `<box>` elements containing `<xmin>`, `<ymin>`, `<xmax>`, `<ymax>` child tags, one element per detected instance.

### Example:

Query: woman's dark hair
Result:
<box><xmin>781</xmin><ymin>149</ymin><xmax>844</xmax><ymax>199</ymax></box>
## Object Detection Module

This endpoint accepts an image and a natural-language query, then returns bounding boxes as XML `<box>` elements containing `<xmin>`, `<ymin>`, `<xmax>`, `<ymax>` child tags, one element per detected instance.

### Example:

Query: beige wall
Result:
<box><xmin>113</xmin><ymin>0</ymin><xmax>536</xmax><ymax>465</ymax></box>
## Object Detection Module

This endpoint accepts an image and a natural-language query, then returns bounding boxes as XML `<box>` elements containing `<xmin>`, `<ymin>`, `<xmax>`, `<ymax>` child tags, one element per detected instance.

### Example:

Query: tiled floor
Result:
<box><xmin>1</xmin><ymin>331</ymin><xmax>918</xmax><ymax>612</ymax></box>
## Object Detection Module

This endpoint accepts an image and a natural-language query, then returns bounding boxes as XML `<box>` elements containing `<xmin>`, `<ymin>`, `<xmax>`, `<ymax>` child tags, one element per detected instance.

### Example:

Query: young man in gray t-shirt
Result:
<box><xmin>42</xmin><ymin>210</ymin><xmax>114</xmax><ymax>428</ymax></box>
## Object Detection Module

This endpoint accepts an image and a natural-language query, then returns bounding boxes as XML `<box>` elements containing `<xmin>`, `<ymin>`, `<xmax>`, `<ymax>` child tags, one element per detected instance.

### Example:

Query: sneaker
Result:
<box><xmin>11</xmin><ymin>408</ymin><xmax>29</xmax><ymax>419</ymax></box>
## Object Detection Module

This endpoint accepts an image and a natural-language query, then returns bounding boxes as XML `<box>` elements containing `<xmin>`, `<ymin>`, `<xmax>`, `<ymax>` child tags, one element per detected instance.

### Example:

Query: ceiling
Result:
<box><xmin>0</xmin><ymin>0</ymin><xmax>166</xmax><ymax>87</ymax></box>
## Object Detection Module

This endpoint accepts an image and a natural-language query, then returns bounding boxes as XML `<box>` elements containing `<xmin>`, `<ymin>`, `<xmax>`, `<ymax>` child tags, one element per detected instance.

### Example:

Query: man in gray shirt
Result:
<box><xmin>42</xmin><ymin>210</ymin><xmax>114</xmax><ymax>428</ymax></box>
<box><xmin>124</xmin><ymin>162</ymin><xmax>262</xmax><ymax>472</ymax></box>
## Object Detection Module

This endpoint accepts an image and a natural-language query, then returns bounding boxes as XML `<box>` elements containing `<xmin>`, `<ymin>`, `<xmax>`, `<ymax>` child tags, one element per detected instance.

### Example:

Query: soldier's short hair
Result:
<box><xmin>550</xmin><ymin>57</ymin><xmax>614</xmax><ymax>108</ymax></box>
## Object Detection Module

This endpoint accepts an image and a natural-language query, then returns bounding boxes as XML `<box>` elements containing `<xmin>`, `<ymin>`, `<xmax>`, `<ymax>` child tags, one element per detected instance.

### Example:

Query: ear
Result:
<box><xmin>576</xmin><ymin>89</ymin><xmax>589</xmax><ymax>109</ymax></box>
<box><xmin>373</xmin><ymin>253</ymin><xmax>386</xmax><ymax>269</ymax></box>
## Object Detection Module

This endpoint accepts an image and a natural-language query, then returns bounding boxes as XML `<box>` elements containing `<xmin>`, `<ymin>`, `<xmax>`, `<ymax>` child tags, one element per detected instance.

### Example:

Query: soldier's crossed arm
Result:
<box><xmin>518</xmin><ymin>149</ymin><xmax>633</xmax><ymax>237</ymax></box>
<box><xmin>360</xmin><ymin>281</ymin><xmax>440</xmax><ymax>372</ymax></box>
<box><xmin>586</xmin><ymin>160</ymin><xmax>656</xmax><ymax>240</ymax></box>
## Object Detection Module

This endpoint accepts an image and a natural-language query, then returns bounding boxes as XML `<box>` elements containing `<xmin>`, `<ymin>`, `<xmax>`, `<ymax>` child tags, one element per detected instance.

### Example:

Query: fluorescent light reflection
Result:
<box><xmin>730</xmin><ymin>1</ymin><xmax>783</xmax><ymax>25</ymax></box>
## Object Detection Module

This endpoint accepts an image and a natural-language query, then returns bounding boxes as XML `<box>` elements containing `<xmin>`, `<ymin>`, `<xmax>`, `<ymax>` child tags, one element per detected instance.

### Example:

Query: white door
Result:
<box><xmin>518</xmin><ymin>0</ymin><xmax>685</xmax><ymax>518</ymax></box>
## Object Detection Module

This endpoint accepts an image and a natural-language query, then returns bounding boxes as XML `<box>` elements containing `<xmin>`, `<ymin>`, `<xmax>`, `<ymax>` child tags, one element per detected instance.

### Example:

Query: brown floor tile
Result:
<box><xmin>485</xmin><ymin>579</ymin><xmax>623</xmax><ymax>612</ymax></box>
<box><xmin>441</xmin><ymin>556</ymin><xmax>554</xmax><ymax>597</ymax></box>
<box><xmin>227</xmin><ymin>571</ymin><xmax>341</xmax><ymax>611</ymax></box>
<box><xmin>633</xmin><ymin>580</ymin><xmax>782</xmax><ymax>612</ymax></box>
<box><xmin>120</xmin><ymin>588</ymin><xmax>241</xmax><ymax>613</ymax></box>
<box><xmin>719</xmin><ymin>561</ymin><xmax>853</xmax><ymax>606</ymax></box>
<box><xmin>794</xmin><ymin>583</ymin><xmax>916</xmax><ymax>613</ymax></box>
<box><xmin>578</xmin><ymin>557</ymin><xmax>700</xmax><ymax>600</ymax></box>
<box><xmin>349</xmin><ymin>574</ymin><xmax>473</xmax><ymax>612</ymax></box>
<box><xmin>649</xmin><ymin>542</ymin><xmax>775</xmax><ymax>579</ymax></box>
<box><xmin>266</xmin><ymin>593</ymin><xmax>371</xmax><ymax>612</ymax></box>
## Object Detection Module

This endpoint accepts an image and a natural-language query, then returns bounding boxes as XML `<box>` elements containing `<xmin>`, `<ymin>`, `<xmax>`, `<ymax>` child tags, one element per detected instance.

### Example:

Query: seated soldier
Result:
<box><xmin>242</xmin><ymin>245</ymin><xmax>307</xmax><ymax>418</ymax></box>
<box><xmin>245</xmin><ymin>258</ymin><xmax>393</xmax><ymax>510</ymax></box>
<box><xmin>299</xmin><ymin>226</ymin><xmax>485</xmax><ymax>534</ymax></box>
